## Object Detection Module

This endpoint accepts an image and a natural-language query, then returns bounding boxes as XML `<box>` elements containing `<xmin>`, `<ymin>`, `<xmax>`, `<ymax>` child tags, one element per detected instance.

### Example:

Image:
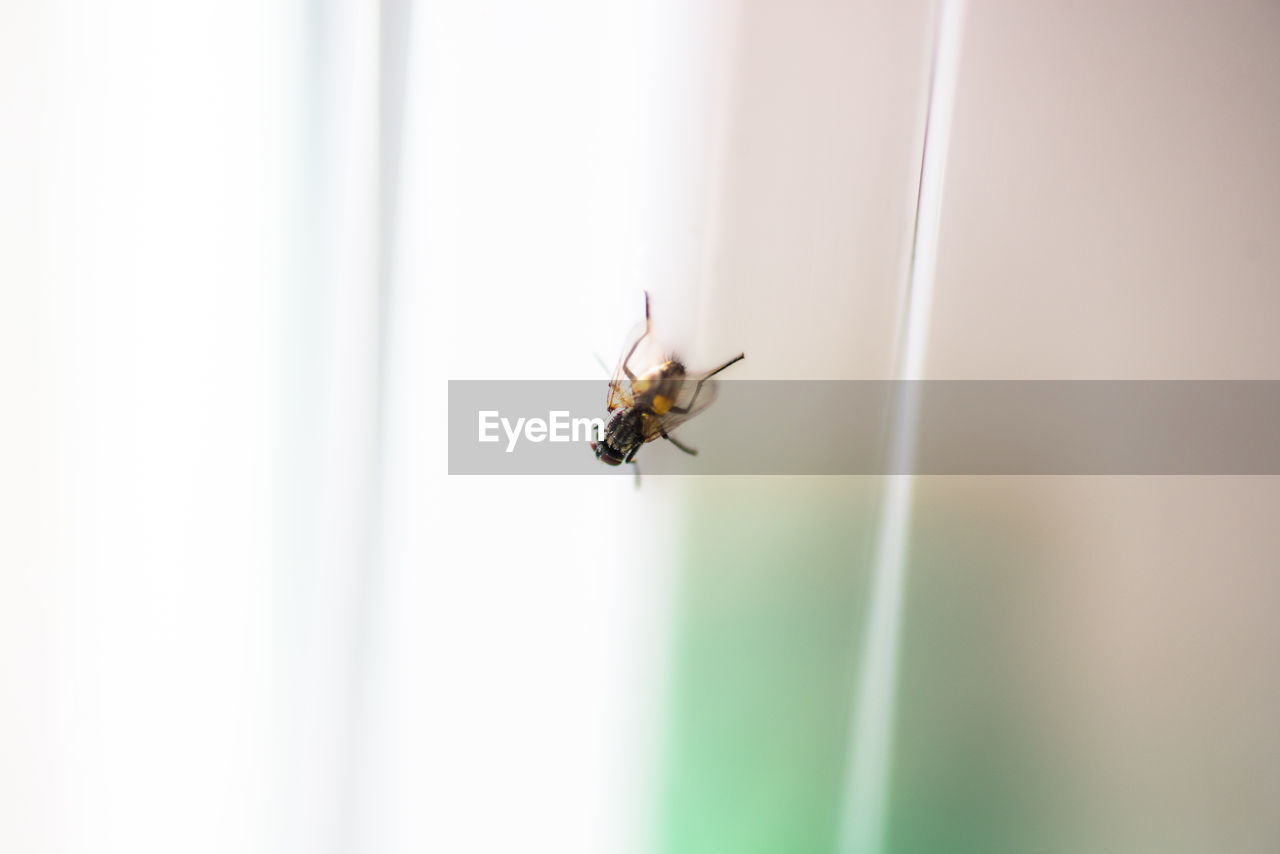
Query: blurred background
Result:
<box><xmin>2</xmin><ymin>1</ymin><xmax>1279</xmax><ymax>852</ymax></box>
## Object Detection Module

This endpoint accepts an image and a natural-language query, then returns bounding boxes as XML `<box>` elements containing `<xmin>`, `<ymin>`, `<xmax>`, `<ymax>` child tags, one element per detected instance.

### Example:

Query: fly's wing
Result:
<box><xmin>606</xmin><ymin>319</ymin><xmax>660</xmax><ymax>412</ymax></box>
<box><xmin>638</xmin><ymin>375</ymin><xmax>721</xmax><ymax>442</ymax></box>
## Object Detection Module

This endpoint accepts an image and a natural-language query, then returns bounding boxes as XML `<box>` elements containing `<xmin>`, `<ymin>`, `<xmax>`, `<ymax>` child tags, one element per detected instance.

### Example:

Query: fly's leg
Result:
<box><xmin>621</xmin><ymin>291</ymin><xmax>653</xmax><ymax>382</ymax></box>
<box><xmin>661</xmin><ymin>429</ymin><xmax>698</xmax><ymax>456</ymax></box>
<box><xmin>624</xmin><ymin>443</ymin><xmax>643</xmax><ymax>486</ymax></box>
<box><xmin>668</xmin><ymin>352</ymin><xmax>745</xmax><ymax>414</ymax></box>
<box><xmin>705</xmin><ymin>352</ymin><xmax>746</xmax><ymax>378</ymax></box>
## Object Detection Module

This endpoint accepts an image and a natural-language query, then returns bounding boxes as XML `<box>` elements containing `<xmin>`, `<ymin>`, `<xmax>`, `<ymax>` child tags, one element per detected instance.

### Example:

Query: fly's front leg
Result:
<box><xmin>621</xmin><ymin>291</ymin><xmax>653</xmax><ymax>381</ymax></box>
<box><xmin>668</xmin><ymin>352</ymin><xmax>745</xmax><ymax>415</ymax></box>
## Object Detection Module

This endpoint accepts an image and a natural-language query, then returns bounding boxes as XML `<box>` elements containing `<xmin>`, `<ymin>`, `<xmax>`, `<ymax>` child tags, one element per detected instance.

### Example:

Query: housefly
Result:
<box><xmin>591</xmin><ymin>292</ymin><xmax>745</xmax><ymax>474</ymax></box>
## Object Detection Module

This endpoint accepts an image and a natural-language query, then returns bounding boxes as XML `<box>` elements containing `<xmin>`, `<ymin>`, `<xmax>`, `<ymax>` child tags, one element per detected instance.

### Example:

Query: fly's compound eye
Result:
<box><xmin>592</xmin><ymin>442</ymin><xmax>624</xmax><ymax>466</ymax></box>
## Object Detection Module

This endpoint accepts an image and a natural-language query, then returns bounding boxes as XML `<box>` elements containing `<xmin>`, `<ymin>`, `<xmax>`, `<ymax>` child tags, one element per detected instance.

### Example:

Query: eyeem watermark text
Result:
<box><xmin>478</xmin><ymin>410</ymin><xmax>605</xmax><ymax>452</ymax></box>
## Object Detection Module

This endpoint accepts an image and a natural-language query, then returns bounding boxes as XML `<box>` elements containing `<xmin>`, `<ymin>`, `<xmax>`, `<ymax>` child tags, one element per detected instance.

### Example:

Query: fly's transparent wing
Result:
<box><xmin>606</xmin><ymin>321</ymin><xmax>641</xmax><ymax>411</ymax></box>
<box><xmin>638</xmin><ymin>374</ymin><xmax>722</xmax><ymax>442</ymax></box>
<box><xmin>606</xmin><ymin>320</ymin><xmax>664</xmax><ymax>411</ymax></box>
<box><xmin>608</xmin><ymin>291</ymin><xmax>669</xmax><ymax>411</ymax></box>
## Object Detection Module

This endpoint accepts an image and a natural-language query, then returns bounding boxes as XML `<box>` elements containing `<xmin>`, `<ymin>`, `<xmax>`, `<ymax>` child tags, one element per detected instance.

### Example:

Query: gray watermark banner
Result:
<box><xmin>448</xmin><ymin>381</ymin><xmax>1280</xmax><ymax>475</ymax></box>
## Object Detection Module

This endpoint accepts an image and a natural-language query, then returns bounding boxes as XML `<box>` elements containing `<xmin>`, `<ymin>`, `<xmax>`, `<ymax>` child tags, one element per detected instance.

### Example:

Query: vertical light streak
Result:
<box><xmin>284</xmin><ymin>2</ymin><xmax>381</xmax><ymax>853</ymax></box>
<box><xmin>838</xmin><ymin>2</ymin><xmax>967</xmax><ymax>853</ymax></box>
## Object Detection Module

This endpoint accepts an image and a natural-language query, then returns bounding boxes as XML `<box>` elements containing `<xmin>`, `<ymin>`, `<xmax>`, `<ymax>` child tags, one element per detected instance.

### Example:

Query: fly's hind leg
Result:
<box><xmin>623</xmin><ymin>442</ymin><xmax>644</xmax><ymax>486</ymax></box>
<box><xmin>661</xmin><ymin>429</ymin><xmax>698</xmax><ymax>456</ymax></box>
<box><xmin>668</xmin><ymin>352</ymin><xmax>746</xmax><ymax>415</ymax></box>
<box><xmin>621</xmin><ymin>292</ymin><xmax>653</xmax><ymax>381</ymax></box>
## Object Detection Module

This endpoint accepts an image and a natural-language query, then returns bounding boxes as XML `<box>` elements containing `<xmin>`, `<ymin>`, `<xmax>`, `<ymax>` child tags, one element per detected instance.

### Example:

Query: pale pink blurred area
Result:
<box><xmin>933</xmin><ymin>0</ymin><xmax>1280</xmax><ymax>381</ymax></box>
<box><xmin>689</xmin><ymin>0</ymin><xmax>936</xmax><ymax>380</ymax></box>
<box><xmin>913</xmin><ymin>2</ymin><xmax>1280</xmax><ymax>849</ymax></box>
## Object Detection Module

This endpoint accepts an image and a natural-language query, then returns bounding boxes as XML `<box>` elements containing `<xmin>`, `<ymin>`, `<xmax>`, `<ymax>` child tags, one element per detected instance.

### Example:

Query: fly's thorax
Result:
<box><xmin>631</xmin><ymin>360</ymin><xmax>687</xmax><ymax>415</ymax></box>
